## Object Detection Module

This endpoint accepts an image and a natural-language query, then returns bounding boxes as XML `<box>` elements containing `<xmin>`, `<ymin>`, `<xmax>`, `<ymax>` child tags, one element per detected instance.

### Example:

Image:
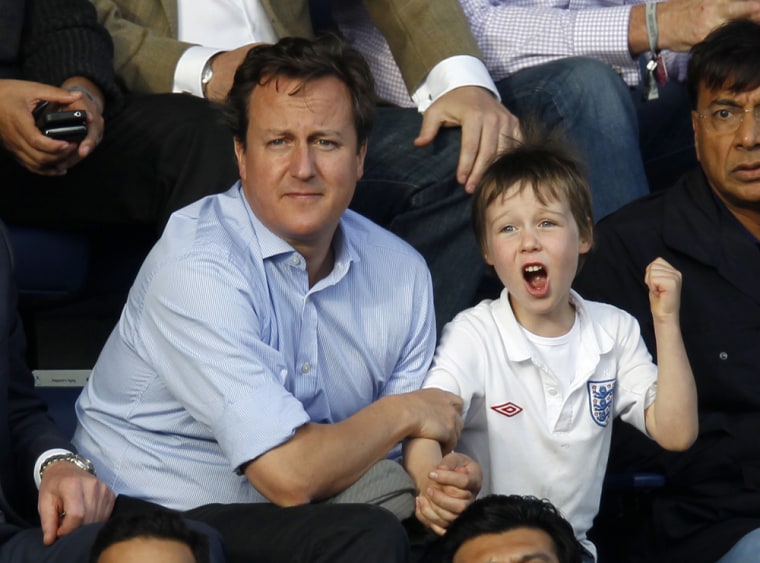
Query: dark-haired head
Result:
<box><xmin>687</xmin><ymin>19</ymin><xmax>760</xmax><ymax>109</ymax></box>
<box><xmin>225</xmin><ymin>33</ymin><xmax>376</xmax><ymax>152</ymax></box>
<box><xmin>89</xmin><ymin>510</ymin><xmax>209</xmax><ymax>563</ymax></box>
<box><xmin>440</xmin><ymin>494</ymin><xmax>584</xmax><ymax>563</ymax></box>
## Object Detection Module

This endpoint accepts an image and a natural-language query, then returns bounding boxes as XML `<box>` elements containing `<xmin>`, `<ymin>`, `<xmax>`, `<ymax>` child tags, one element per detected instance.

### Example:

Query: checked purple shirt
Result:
<box><xmin>335</xmin><ymin>0</ymin><xmax>689</xmax><ymax>108</ymax></box>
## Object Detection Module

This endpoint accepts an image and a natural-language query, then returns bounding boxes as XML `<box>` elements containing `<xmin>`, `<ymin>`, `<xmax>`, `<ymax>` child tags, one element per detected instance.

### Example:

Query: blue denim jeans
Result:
<box><xmin>497</xmin><ymin>57</ymin><xmax>695</xmax><ymax>220</ymax></box>
<box><xmin>716</xmin><ymin>528</ymin><xmax>760</xmax><ymax>563</ymax></box>
<box><xmin>352</xmin><ymin>106</ymin><xmax>481</xmax><ymax>333</ymax></box>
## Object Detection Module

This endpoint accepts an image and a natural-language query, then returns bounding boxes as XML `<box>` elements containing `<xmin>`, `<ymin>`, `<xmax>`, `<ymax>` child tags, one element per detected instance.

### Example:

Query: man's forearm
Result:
<box><xmin>244</xmin><ymin>394</ymin><xmax>418</xmax><ymax>506</ymax></box>
<box><xmin>244</xmin><ymin>388</ymin><xmax>461</xmax><ymax>506</ymax></box>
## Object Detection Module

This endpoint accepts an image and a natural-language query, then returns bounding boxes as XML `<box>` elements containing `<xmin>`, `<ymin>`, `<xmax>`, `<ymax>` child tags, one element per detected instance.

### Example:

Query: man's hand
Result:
<box><xmin>57</xmin><ymin>77</ymin><xmax>106</xmax><ymax>169</ymax></box>
<box><xmin>0</xmin><ymin>79</ymin><xmax>103</xmax><ymax>175</ymax></box>
<box><xmin>205</xmin><ymin>43</ymin><xmax>265</xmax><ymax>102</ymax></box>
<box><xmin>645</xmin><ymin>257</ymin><xmax>683</xmax><ymax>322</ymax></box>
<box><xmin>646</xmin><ymin>0</ymin><xmax>760</xmax><ymax>53</ymax></box>
<box><xmin>404</xmin><ymin>389</ymin><xmax>464</xmax><ymax>453</ymax></box>
<box><xmin>38</xmin><ymin>460</ymin><xmax>114</xmax><ymax>545</ymax></box>
<box><xmin>414</xmin><ymin>86</ymin><xmax>520</xmax><ymax>193</ymax></box>
<box><xmin>415</xmin><ymin>452</ymin><xmax>482</xmax><ymax>535</ymax></box>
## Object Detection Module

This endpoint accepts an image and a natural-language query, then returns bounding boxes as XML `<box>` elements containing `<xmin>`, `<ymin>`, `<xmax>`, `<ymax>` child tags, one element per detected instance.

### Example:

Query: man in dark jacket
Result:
<box><xmin>574</xmin><ymin>19</ymin><xmax>760</xmax><ymax>563</ymax></box>
<box><xmin>0</xmin><ymin>0</ymin><xmax>237</xmax><ymax>231</ymax></box>
<box><xmin>0</xmin><ymin>219</ymin><xmax>115</xmax><ymax>562</ymax></box>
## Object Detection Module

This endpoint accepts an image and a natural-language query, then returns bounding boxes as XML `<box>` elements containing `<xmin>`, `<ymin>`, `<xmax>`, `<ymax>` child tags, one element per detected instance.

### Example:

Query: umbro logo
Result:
<box><xmin>490</xmin><ymin>401</ymin><xmax>523</xmax><ymax>418</ymax></box>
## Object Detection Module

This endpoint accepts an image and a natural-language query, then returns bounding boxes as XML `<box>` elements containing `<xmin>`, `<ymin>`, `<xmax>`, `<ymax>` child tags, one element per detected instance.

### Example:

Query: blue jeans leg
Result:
<box><xmin>497</xmin><ymin>57</ymin><xmax>650</xmax><ymax>220</ymax></box>
<box><xmin>352</xmin><ymin>106</ymin><xmax>483</xmax><ymax>333</ymax></box>
<box><xmin>716</xmin><ymin>528</ymin><xmax>760</xmax><ymax>563</ymax></box>
<box><xmin>631</xmin><ymin>75</ymin><xmax>697</xmax><ymax>192</ymax></box>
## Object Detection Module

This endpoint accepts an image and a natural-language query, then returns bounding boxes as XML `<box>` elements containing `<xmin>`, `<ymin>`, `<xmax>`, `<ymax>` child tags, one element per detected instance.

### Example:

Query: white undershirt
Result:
<box><xmin>521</xmin><ymin>315</ymin><xmax>581</xmax><ymax>395</ymax></box>
<box><xmin>174</xmin><ymin>0</ymin><xmax>278</xmax><ymax>96</ymax></box>
<box><xmin>172</xmin><ymin>0</ymin><xmax>497</xmax><ymax>110</ymax></box>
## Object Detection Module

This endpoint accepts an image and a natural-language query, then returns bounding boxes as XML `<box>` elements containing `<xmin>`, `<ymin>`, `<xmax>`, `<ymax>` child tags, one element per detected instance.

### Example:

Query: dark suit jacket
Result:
<box><xmin>0</xmin><ymin>0</ymin><xmax>120</xmax><ymax>105</ymax></box>
<box><xmin>0</xmin><ymin>221</ymin><xmax>72</xmax><ymax>530</ymax></box>
<box><xmin>574</xmin><ymin>168</ymin><xmax>760</xmax><ymax>563</ymax></box>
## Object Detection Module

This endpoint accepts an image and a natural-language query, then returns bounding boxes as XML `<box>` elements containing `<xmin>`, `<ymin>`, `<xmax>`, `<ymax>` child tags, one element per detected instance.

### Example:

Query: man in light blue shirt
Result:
<box><xmin>73</xmin><ymin>35</ymin><xmax>469</xmax><ymax>562</ymax></box>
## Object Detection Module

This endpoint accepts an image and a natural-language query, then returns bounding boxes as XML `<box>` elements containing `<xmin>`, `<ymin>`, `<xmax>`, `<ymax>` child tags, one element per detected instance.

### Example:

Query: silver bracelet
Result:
<box><xmin>645</xmin><ymin>2</ymin><xmax>659</xmax><ymax>53</ymax></box>
<box><xmin>39</xmin><ymin>453</ymin><xmax>96</xmax><ymax>481</ymax></box>
<box><xmin>65</xmin><ymin>85</ymin><xmax>103</xmax><ymax>115</ymax></box>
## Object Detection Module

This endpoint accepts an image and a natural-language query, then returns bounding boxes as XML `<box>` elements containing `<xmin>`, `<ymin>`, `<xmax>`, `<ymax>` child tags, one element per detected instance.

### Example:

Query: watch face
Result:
<box><xmin>202</xmin><ymin>63</ymin><xmax>213</xmax><ymax>84</ymax></box>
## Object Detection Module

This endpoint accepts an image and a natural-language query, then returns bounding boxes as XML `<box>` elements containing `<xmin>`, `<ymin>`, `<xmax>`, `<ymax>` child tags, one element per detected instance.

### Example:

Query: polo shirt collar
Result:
<box><xmin>492</xmin><ymin>288</ymin><xmax>614</xmax><ymax>365</ymax></box>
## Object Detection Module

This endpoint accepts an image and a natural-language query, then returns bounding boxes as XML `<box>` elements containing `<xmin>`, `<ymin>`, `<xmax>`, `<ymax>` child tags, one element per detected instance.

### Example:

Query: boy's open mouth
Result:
<box><xmin>523</xmin><ymin>264</ymin><xmax>548</xmax><ymax>294</ymax></box>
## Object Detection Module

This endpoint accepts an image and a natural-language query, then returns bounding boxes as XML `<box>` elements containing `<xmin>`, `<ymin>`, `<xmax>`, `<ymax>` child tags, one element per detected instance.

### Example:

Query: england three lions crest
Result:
<box><xmin>587</xmin><ymin>379</ymin><xmax>616</xmax><ymax>427</ymax></box>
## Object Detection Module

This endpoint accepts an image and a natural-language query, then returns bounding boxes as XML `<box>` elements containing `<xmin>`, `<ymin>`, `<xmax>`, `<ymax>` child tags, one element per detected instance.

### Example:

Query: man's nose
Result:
<box><xmin>290</xmin><ymin>143</ymin><xmax>316</xmax><ymax>178</ymax></box>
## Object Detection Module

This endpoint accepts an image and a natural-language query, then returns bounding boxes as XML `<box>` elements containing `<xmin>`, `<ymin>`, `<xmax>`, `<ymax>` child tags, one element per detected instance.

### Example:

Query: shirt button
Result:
<box><xmin>291</xmin><ymin>256</ymin><xmax>301</xmax><ymax>266</ymax></box>
<box><xmin>547</xmin><ymin>388</ymin><xmax>558</xmax><ymax>396</ymax></box>
<box><xmin>719</xmin><ymin>351</ymin><xmax>728</xmax><ymax>360</ymax></box>
<box><xmin>301</xmin><ymin>363</ymin><xmax>311</xmax><ymax>374</ymax></box>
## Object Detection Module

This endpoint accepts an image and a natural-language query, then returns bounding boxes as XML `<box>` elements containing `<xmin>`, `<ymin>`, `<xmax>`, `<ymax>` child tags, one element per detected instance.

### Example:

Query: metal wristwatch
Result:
<box><xmin>39</xmin><ymin>453</ymin><xmax>96</xmax><ymax>481</ymax></box>
<box><xmin>201</xmin><ymin>57</ymin><xmax>215</xmax><ymax>98</ymax></box>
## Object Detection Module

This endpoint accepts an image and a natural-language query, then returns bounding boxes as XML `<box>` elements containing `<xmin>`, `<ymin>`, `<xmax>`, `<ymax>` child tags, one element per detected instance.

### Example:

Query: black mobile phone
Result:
<box><xmin>33</xmin><ymin>101</ymin><xmax>88</xmax><ymax>142</ymax></box>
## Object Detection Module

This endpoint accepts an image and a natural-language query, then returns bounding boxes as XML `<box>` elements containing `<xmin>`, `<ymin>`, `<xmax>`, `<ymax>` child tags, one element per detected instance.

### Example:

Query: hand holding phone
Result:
<box><xmin>33</xmin><ymin>100</ymin><xmax>88</xmax><ymax>142</ymax></box>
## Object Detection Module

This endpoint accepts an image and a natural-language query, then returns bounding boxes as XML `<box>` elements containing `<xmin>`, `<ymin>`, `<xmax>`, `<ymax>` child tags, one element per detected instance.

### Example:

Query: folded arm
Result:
<box><xmin>244</xmin><ymin>389</ymin><xmax>463</xmax><ymax>505</ymax></box>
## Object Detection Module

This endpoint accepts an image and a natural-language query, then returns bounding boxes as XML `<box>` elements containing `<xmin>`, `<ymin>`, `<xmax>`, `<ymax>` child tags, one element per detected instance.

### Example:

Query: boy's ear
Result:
<box><xmin>579</xmin><ymin>238</ymin><xmax>592</xmax><ymax>255</ymax></box>
<box><xmin>579</xmin><ymin>218</ymin><xmax>593</xmax><ymax>254</ymax></box>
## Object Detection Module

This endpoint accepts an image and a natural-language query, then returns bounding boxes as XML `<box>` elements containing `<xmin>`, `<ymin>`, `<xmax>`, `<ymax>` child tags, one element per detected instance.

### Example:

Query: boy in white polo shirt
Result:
<box><xmin>404</xmin><ymin>137</ymin><xmax>698</xmax><ymax>560</ymax></box>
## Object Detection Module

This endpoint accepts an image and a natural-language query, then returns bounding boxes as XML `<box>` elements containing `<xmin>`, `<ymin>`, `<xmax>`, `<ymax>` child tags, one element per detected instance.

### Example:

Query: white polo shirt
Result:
<box><xmin>425</xmin><ymin>289</ymin><xmax>657</xmax><ymax>558</ymax></box>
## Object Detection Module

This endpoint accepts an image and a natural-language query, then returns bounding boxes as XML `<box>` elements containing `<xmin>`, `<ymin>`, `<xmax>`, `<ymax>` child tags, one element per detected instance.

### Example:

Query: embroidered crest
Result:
<box><xmin>587</xmin><ymin>379</ymin><xmax>615</xmax><ymax>427</ymax></box>
<box><xmin>491</xmin><ymin>401</ymin><xmax>523</xmax><ymax>418</ymax></box>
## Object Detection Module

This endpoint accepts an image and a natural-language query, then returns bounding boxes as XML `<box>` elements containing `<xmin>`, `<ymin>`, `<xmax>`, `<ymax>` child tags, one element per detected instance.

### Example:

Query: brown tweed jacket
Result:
<box><xmin>90</xmin><ymin>0</ymin><xmax>482</xmax><ymax>96</ymax></box>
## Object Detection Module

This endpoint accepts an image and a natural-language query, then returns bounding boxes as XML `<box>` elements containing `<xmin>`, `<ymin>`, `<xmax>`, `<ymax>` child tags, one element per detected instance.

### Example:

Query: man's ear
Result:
<box><xmin>234</xmin><ymin>138</ymin><xmax>247</xmax><ymax>181</ymax></box>
<box><xmin>356</xmin><ymin>141</ymin><xmax>368</xmax><ymax>180</ymax></box>
<box><xmin>691</xmin><ymin>111</ymin><xmax>702</xmax><ymax>163</ymax></box>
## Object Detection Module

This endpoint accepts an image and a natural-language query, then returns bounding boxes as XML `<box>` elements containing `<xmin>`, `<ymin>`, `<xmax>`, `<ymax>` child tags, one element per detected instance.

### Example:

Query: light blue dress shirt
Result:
<box><xmin>73</xmin><ymin>183</ymin><xmax>435</xmax><ymax>510</ymax></box>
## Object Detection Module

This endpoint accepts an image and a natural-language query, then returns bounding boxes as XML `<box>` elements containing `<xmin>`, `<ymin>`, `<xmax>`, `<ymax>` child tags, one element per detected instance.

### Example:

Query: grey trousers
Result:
<box><xmin>325</xmin><ymin>459</ymin><xmax>416</xmax><ymax>520</ymax></box>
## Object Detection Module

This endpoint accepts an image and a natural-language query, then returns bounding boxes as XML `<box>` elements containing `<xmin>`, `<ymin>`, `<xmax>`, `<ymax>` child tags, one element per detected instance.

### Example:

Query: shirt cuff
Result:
<box><xmin>411</xmin><ymin>55</ymin><xmax>500</xmax><ymax>113</ymax></box>
<box><xmin>34</xmin><ymin>448</ymin><xmax>73</xmax><ymax>489</ymax></box>
<box><xmin>174</xmin><ymin>45</ymin><xmax>225</xmax><ymax>97</ymax></box>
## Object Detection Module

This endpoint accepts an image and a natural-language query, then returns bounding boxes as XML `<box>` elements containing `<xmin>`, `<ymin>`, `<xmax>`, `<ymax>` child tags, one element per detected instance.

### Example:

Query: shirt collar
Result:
<box><xmin>237</xmin><ymin>183</ymin><xmax>358</xmax><ymax>280</ymax></box>
<box><xmin>493</xmin><ymin>288</ymin><xmax>614</xmax><ymax>364</ymax></box>
<box><xmin>709</xmin><ymin>188</ymin><xmax>760</xmax><ymax>249</ymax></box>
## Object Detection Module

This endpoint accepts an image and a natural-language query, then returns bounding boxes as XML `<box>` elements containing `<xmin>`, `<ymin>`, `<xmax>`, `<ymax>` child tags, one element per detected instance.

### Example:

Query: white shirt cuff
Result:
<box><xmin>411</xmin><ymin>55</ymin><xmax>500</xmax><ymax>113</ymax></box>
<box><xmin>34</xmin><ymin>448</ymin><xmax>73</xmax><ymax>489</ymax></box>
<box><xmin>174</xmin><ymin>45</ymin><xmax>225</xmax><ymax>97</ymax></box>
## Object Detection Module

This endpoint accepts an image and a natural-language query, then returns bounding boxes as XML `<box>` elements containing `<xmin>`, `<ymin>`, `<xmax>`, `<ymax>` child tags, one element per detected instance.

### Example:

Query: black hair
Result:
<box><xmin>89</xmin><ymin>510</ymin><xmax>209</xmax><ymax>563</ymax></box>
<box><xmin>225</xmin><ymin>33</ymin><xmax>376</xmax><ymax>151</ymax></box>
<box><xmin>440</xmin><ymin>494</ymin><xmax>584</xmax><ymax>563</ymax></box>
<box><xmin>687</xmin><ymin>19</ymin><xmax>760</xmax><ymax>109</ymax></box>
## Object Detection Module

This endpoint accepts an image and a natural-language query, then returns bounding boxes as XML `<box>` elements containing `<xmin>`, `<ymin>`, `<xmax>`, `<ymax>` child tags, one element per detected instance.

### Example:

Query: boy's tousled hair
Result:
<box><xmin>471</xmin><ymin>123</ymin><xmax>594</xmax><ymax>260</ymax></box>
<box><xmin>225</xmin><ymin>33</ymin><xmax>376</xmax><ymax>151</ymax></box>
<box><xmin>440</xmin><ymin>494</ymin><xmax>584</xmax><ymax>563</ymax></box>
<box><xmin>687</xmin><ymin>19</ymin><xmax>760</xmax><ymax>109</ymax></box>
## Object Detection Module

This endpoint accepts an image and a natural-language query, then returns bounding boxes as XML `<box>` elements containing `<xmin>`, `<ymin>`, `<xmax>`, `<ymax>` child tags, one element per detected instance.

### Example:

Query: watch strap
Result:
<box><xmin>39</xmin><ymin>453</ymin><xmax>96</xmax><ymax>481</ymax></box>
